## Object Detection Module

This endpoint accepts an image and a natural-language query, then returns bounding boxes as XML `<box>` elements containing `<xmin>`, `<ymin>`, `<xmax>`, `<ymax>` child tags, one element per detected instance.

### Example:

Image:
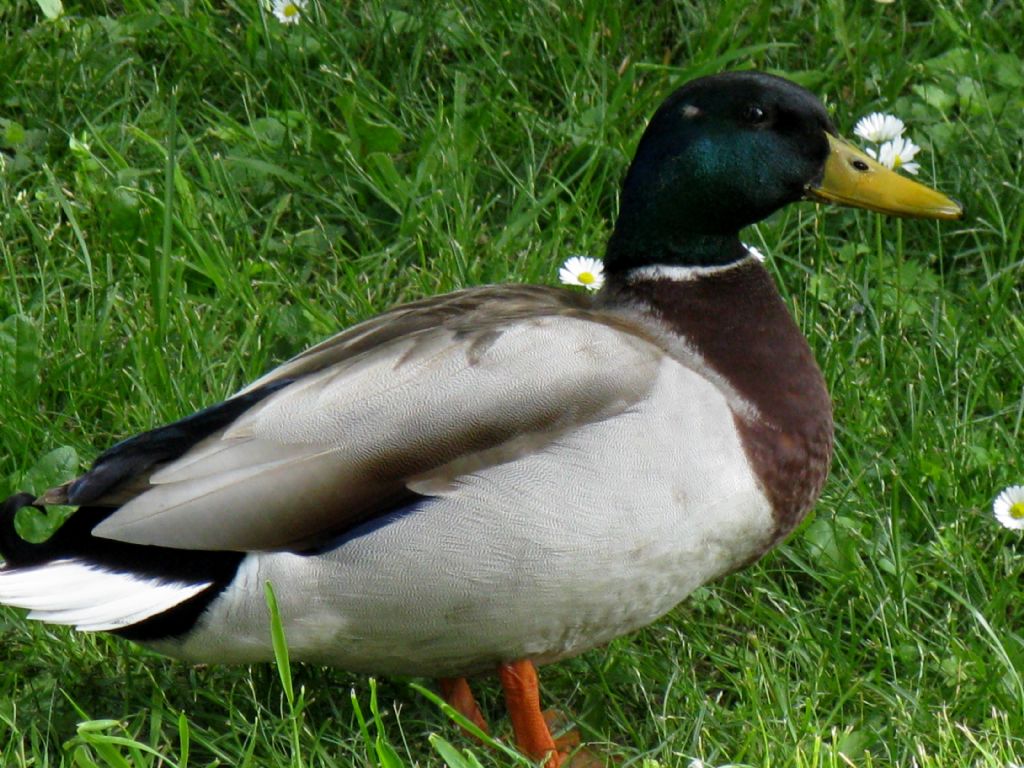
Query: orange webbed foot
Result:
<box><xmin>439</xmin><ymin>676</ymin><xmax>491</xmax><ymax>737</ymax></box>
<box><xmin>543</xmin><ymin>708</ymin><xmax>608</xmax><ymax>767</ymax></box>
<box><xmin>443</xmin><ymin>663</ymin><xmax>605</xmax><ymax>768</ymax></box>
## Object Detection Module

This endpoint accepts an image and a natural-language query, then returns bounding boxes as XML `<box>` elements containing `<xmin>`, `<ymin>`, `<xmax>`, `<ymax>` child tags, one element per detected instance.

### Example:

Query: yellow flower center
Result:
<box><xmin>1010</xmin><ymin>501</ymin><xmax>1024</xmax><ymax>520</ymax></box>
<box><xmin>579</xmin><ymin>271</ymin><xmax>595</xmax><ymax>285</ymax></box>
<box><xmin>893</xmin><ymin>156</ymin><xmax>902</xmax><ymax>169</ymax></box>
<box><xmin>283</xmin><ymin>3</ymin><xmax>299</xmax><ymax>17</ymax></box>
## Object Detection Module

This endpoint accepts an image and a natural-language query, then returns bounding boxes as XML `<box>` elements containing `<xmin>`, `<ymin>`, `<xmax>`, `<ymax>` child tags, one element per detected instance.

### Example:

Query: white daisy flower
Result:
<box><xmin>742</xmin><ymin>243</ymin><xmax>766</xmax><ymax>262</ymax></box>
<box><xmin>559</xmin><ymin>255</ymin><xmax>604</xmax><ymax>291</ymax></box>
<box><xmin>994</xmin><ymin>486</ymin><xmax>1024</xmax><ymax>530</ymax></box>
<box><xmin>271</xmin><ymin>0</ymin><xmax>307</xmax><ymax>24</ymax></box>
<box><xmin>853</xmin><ymin>113</ymin><xmax>905</xmax><ymax>143</ymax></box>
<box><xmin>866</xmin><ymin>136</ymin><xmax>921</xmax><ymax>175</ymax></box>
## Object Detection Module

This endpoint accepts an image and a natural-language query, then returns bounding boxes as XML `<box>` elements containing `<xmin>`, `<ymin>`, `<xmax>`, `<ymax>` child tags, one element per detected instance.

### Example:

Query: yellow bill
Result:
<box><xmin>806</xmin><ymin>133</ymin><xmax>963</xmax><ymax>220</ymax></box>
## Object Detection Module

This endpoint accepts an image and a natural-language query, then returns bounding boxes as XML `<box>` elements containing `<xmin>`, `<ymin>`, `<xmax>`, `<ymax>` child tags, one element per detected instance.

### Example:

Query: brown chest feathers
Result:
<box><xmin>614</xmin><ymin>259</ymin><xmax>834</xmax><ymax>545</ymax></box>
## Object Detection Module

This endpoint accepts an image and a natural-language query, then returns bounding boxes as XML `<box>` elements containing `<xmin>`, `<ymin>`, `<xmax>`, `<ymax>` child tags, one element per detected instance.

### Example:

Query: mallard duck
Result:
<box><xmin>0</xmin><ymin>71</ymin><xmax>960</xmax><ymax>766</ymax></box>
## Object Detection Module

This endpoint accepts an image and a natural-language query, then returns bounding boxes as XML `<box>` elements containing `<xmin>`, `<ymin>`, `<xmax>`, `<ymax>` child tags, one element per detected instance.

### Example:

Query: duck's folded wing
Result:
<box><xmin>86</xmin><ymin>295</ymin><xmax>664</xmax><ymax>552</ymax></box>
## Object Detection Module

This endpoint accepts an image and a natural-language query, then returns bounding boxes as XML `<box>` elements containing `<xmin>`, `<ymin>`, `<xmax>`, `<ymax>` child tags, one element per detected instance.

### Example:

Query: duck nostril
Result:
<box><xmin>851</xmin><ymin>159</ymin><xmax>869</xmax><ymax>171</ymax></box>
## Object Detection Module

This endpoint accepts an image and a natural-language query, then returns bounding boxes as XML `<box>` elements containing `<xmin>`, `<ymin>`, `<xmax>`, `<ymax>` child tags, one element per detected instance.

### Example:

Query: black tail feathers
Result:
<box><xmin>0</xmin><ymin>491</ymin><xmax>245</xmax><ymax>641</ymax></box>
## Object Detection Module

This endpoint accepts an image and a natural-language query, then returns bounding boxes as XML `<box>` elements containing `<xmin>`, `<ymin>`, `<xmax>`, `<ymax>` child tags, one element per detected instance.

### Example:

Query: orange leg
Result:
<box><xmin>439</xmin><ymin>677</ymin><xmax>491</xmax><ymax>736</ymax></box>
<box><xmin>498</xmin><ymin>660</ymin><xmax>562</xmax><ymax>768</ymax></box>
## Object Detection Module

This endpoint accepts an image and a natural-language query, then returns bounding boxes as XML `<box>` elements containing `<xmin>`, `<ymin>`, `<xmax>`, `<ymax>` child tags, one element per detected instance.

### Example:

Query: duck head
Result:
<box><xmin>605</xmin><ymin>71</ymin><xmax>962</xmax><ymax>272</ymax></box>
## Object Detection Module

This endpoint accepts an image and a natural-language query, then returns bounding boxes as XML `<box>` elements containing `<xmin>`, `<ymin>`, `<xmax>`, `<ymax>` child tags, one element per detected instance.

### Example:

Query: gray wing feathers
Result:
<box><xmin>237</xmin><ymin>285</ymin><xmax>590</xmax><ymax>394</ymax></box>
<box><xmin>93</xmin><ymin>296</ymin><xmax>664</xmax><ymax>551</ymax></box>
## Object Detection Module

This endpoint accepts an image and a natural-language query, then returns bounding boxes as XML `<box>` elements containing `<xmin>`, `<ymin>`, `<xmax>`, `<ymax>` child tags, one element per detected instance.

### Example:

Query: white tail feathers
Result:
<box><xmin>0</xmin><ymin>559</ymin><xmax>210</xmax><ymax>632</ymax></box>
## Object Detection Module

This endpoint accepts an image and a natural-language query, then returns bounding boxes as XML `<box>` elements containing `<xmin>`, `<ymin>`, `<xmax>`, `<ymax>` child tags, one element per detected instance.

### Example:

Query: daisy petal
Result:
<box><xmin>993</xmin><ymin>485</ymin><xmax>1024</xmax><ymax>530</ymax></box>
<box><xmin>853</xmin><ymin>113</ymin><xmax>905</xmax><ymax>143</ymax></box>
<box><xmin>873</xmin><ymin>136</ymin><xmax>921</xmax><ymax>173</ymax></box>
<box><xmin>559</xmin><ymin>255</ymin><xmax>605</xmax><ymax>291</ymax></box>
<box><xmin>272</xmin><ymin>0</ymin><xmax>307</xmax><ymax>24</ymax></box>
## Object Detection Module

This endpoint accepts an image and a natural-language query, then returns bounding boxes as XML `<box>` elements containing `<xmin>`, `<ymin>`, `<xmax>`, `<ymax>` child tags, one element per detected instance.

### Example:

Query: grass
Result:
<box><xmin>1</xmin><ymin>0</ymin><xmax>1022</xmax><ymax>765</ymax></box>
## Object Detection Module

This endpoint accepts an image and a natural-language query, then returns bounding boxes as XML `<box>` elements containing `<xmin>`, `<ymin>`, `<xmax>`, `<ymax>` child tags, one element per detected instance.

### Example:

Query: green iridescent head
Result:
<box><xmin>605</xmin><ymin>71</ymin><xmax>961</xmax><ymax>273</ymax></box>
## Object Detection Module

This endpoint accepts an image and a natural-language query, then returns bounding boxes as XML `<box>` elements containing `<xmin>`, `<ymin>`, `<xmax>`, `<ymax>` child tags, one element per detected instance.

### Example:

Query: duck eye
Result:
<box><xmin>851</xmin><ymin>159</ymin><xmax>869</xmax><ymax>171</ymax></box>
<box><xmin>745</xmin><ymin>105</ymin><xmax>767</xmax><ymax>125</ymax></box>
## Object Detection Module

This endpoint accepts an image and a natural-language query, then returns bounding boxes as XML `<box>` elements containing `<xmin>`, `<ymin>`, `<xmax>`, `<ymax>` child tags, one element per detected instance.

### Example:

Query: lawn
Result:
<box><xmin>1</xmin><ymin>0</ymin><xmax>1023</xmax><ymax>766</ymax></box>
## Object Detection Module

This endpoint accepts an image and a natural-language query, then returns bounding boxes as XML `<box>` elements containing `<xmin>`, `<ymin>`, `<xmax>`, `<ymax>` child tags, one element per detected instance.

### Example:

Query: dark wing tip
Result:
<box><xmin>65</xmin><ymin>380</ymin><xmax>295</xmax><ymax>507</ymax></box>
